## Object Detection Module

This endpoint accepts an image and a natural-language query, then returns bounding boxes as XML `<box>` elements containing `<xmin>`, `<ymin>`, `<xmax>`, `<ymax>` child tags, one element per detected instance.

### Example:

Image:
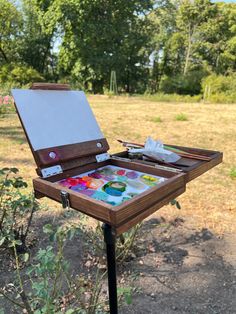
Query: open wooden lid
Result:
<box><xmin>12</xmin><ymin>83</ymin><xmax>109</xmax><ymax>175</ymax></box>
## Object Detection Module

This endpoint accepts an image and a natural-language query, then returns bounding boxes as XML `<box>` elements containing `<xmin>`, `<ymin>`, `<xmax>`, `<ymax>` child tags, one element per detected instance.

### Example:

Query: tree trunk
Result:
<box><xmin>0</xmin><ymin>44</ymin><xmax>8</xmax><ymax>62</ymax></box>
<box><xmin>183</xmin><ymin>24</ymin><xmax>194</xmax><ymax>76</ymax></box>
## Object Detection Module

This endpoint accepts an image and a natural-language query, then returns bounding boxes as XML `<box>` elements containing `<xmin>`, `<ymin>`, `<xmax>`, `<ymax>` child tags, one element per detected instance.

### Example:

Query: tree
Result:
<box><xmin>148</xmin><ymin>0</ymin><xmax>187</xmax><ymax>91</ymax></box>
<box><xmin>0</xmin><ymin>0</ymin><xmax>22</xmax><ymax>64</ymax></box>
<box><xmin>148</xmin><ymin>0</ymin><xmax>230</xmax><ymax>94</ymax></box>
<box><xmin>19</xmin><ymin>0</ymin><xmax>62</xmax><ymax>78</ymax></box>
<box><xmin>176</xmin><ymin>0</ymin><xmax>217</xmax><ymax>75</ymax></box>
<box><xmin>58</xmin><ymin>0</ymin><xmax>153</xmax><ymax>93</ymax></box>
<box><xmin>198</xmin><ymin>2</ymin><xmax>236</xmax><ymax>74</ymax></box>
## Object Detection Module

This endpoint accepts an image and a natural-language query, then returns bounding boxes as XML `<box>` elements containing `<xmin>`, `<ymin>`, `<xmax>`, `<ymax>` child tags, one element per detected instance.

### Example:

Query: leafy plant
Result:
<box><xmin>160</xmin><ymin>71</ymin><xmax>207</xmax><ymax>95</ymax></box>
<box><xmin>0</xmin><ymin>226</ymin><xmax>71</xmax><ymax>313</ymax></box>
<box><xmin>26</xmin><ymin>225</ymin><xmax>71</xmax><ymax>313</ymax></box>
<box><xmin>0</xmin><ymin>167</ymin><xmax>38</xmax><ymax>252</ymax></box>
<box><xmin>0</xmin><ymin>64</ymin><xmax>44</xmax><ymax>88</ymax></box>
<box><xmin>175</xmin><ymin>113</ymin><xmax>188</xmax><ymax>121</ymax></box>
<box><xmin>202</xmin><ymin>74</ymin><xmax>236</xmax><ymax>104</ymax></box>
<box><xmin>229</xmin><ymin>167</ymin><xmax>236</xmax><ymax>179</ymax></box>
<box><xmin>151</xmin><ymin>116</ymin><xmax>162</xmax><ymax>123</ymax></box>
<box><xmin>170</xmin><ymin>199</ymin><xmax>181</xmax><ymax>209</ymax></box>
<box><xmin>1</xmin><ymin>224</ymin><xmax>113</xmax><ymax>313</ymax></box>
<box><xmin>77</xmin><ymin>219</ymin><xmax>142</xmax><ymax>264</ymax></box>
<box><xmin>0</xmin><ymin>95</ymin><xmax>15</xmax><ymax>115</ymax></box>
<box><xmin>116</xmin><ymin>223</ymin><xmax>142</xmax><ymax>263</ymax></box>
<box><xmin>142</xmin><ymin>93</ymin><xmax>202</xmax><ymax>103</ymax></box>
<box><xmin>117</xmin><ymin>287</ymin><xmax>132</xmax><ymax>305</ymax></box>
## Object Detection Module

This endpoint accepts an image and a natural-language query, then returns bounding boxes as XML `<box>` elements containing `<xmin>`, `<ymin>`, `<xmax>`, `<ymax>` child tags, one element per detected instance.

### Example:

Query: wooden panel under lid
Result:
<box><xmin>12</xmin><ymin>86</ymin><xmax>109</xmax><ymax>170</ymax></box>
<box><xmin>113</xmin><ymin>145</ymin><xmax>223</xmax><ymax>183</ymax></box>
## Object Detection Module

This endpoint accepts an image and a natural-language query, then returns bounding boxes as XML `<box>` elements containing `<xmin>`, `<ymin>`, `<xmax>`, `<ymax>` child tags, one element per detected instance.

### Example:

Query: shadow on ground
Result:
<box><xmin>0</xmin><ymin>126</ymin><xmax>26</xmax><ymax>144</ymax></box>
<box><xmin>120</xmin><ymin>218</ymin><xmax>236</xmax><ymax>314</ymax></box>
<box><xmin>0</xmin><ymin>155</ymin><xmax>34</xmax><ymax>165</ymax></box>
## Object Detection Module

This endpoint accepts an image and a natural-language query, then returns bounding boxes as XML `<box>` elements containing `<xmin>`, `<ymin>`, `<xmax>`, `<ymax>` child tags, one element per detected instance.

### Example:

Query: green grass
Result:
<box><xmin>142</xmin><ymin>93</ymin><xmax>202</xmax><ymax>103</ymax></box>
<box><xmin>175</xmin><ymin>113</ymin><xmax>188</xmax><ymax>121</ymax></box>
<box><xmin>151</xmin><ymin>116</ymin><xmax>162</xmax><ymax>123</ymax></box>
<box><xmin>229</xmin><ymin>167</ymin><xmax>236</xmax><ymax>179</ymax></box>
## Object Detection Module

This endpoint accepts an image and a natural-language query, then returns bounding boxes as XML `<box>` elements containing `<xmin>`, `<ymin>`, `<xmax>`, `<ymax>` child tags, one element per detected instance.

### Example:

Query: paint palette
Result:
<box><xmin>57</xmin><ymin>165</ymin><xmax>166</xmax><ymax>206</ymax></box>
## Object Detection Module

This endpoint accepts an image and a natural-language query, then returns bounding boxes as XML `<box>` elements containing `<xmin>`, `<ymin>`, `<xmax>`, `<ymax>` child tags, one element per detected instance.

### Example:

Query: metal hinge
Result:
<box><xmin>111</xmin><ymin>156</ymin><xmax>132</xmax><ymax>162</ymax></box>
<box><xmin>41</xmin><ymin>165</ymin><xmax>63</xmax><ymax>178</ymax></box>
<box><xmin>60</xmin><ymin>191</ymin><xmax>70</xmax><ymax>209</ymax></box>
<box><xmin>154</xmin><ymin>164</ymin><xmax>183</xmax><ymax>173</ymax></box>
<box><xmin>96</xmin><ymin>153</ymin><xmax>110</xmax><ymax>162</ymax></box>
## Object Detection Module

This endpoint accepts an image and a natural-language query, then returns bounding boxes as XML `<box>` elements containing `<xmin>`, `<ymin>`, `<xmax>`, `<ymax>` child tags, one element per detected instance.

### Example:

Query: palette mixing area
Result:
<box><xmin>57</xmin><ymin>165</ymin><xmax>166</xmax><ymax>207</ymax></box>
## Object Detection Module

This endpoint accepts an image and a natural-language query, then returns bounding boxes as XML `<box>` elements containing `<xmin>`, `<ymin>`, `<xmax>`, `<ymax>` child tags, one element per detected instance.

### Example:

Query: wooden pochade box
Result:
<box><xmin>12</xmin><ymin>83</ymin><xmax>186</xmax><ymax>236</ymax></box>
<box><xmin>12</xmin><ymin>83</ymin><xmax>222</xmax><ymax>314</ymax></box>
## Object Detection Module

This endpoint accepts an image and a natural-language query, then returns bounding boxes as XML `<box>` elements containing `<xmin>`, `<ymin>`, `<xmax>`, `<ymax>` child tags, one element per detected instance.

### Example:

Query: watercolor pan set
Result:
<box><xmin>57</xmin><ymin>165</ymin><xmax>167</xmax><ymax>207</ymax></box>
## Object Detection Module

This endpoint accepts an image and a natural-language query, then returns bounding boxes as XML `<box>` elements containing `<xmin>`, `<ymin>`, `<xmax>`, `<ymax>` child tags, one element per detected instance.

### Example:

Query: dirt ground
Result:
<box><xmin>1</xmin><ymin>209</ymin><xmax>236</xmax><ymax>314</ymax></box>
<box><xmin>120</xmin><ymin>216</ymin><xmax>236</xmax><ymax>314</ymax></box>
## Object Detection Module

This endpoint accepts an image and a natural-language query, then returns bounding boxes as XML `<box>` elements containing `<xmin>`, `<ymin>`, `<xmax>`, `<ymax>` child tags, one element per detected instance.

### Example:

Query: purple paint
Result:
<box><xmin>79</xmin><ymin>189</ymin><xmax>95</xmax><ymax>197</ymax></box>
<box><xmin>126</xmin><ymin>171</ymin><xmax>139</xmax><ymax>179</ymax></box>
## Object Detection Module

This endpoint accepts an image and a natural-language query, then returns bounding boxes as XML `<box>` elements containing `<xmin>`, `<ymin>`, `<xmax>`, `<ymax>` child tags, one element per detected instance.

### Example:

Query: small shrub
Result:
<box><xmin>1</xmin><ymin>223</ymin><xmax>133</xmax><ymax>313</ymax></box>
<box><xmin>151</xmin><ymin>116</ymin><xmax>162</xmax><ymax>123</ymax></box>
<box><xmin>0</xmin><ymin>167</ymin><xmax>38</xmax><ymax>252</ymax></box>
<box><xmin>142</xmin><ymin>93</ymin><xmax>202</xmax><ymax>103</ymax></box>
<box><xmin>175</xmin><ymin>113</ymin><xmax>188</xmax><ymax>121</ymax></box>
<box><xmin>0</xmin><ymin>63</ymin><xmax>44</xmax><ymax>88</ymax></box>
<box><xmin>0</xmin><ymin>224</ymin><xmax>101</xmax><ymax>313</ymax></box>
<box><xmin>202</xmin><ymin>74</ymin><xmax>236</xmax><ymax>103</ymax></box>
<box><xmin>160</xmin><ymin>70</ymin><xmax>207</xmax><ymax>95</ymax></box>
<box><xmin>202</xmin><ymin>74</ymin><xmax>236</xmax><ymax>94</ymax></box>
<box><xmin>230</xmin><ymin>167</ymin><xmax>236</xmax><ymax>179</ymax></box>
<box><xmin>205</xmin><ymin>92</ymin><xmax>236</xmax><ymax>104</ymax></box>
<box><xmin>0</xmin><ymin>95</ymin><xmax>15</xmax><ymax>115</ymax></box>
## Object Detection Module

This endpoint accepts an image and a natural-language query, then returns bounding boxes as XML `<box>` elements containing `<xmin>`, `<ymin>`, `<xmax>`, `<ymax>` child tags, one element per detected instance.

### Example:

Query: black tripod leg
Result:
<box><xmin>103</xmin><ymin>223</ymin><xmax>118</xmax><ymax>314</ymax></box>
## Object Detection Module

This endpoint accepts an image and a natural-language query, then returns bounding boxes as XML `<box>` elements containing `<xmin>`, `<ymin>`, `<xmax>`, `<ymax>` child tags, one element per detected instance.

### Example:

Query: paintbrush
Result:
<box><xmin>117</xmin><ymin>139</ymin><xmax>211</xmax><ymax>162</ymax></box>
<box><xmin>142</xmin><ymin>154</ymin><xmax>181</xmax><ymax>169</ymax></box>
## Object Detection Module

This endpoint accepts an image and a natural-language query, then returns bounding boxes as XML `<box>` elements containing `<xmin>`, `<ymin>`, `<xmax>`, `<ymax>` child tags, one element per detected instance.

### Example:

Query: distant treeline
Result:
<box><xmin>0</xmin><ymin>0</ymin><xmax>235</xmax><ymax>100</ymax></box>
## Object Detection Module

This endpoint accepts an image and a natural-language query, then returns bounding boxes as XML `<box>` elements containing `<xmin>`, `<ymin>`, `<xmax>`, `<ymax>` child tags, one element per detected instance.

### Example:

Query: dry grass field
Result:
<box><xmin>0</xmin><ymin>95</ymin><xmax>235</xmax><ymax>234</ymax></box>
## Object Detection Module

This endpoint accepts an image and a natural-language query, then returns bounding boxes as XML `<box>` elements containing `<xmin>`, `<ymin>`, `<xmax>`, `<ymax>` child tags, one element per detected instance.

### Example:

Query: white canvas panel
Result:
<box><xmin>12</xmin><ymin>90</ymin><xmax>105</xmax><ymax>150</ymax></box>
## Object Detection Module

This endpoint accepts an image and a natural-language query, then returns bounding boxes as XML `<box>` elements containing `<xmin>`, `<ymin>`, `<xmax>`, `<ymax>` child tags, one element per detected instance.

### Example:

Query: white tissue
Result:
<box><xmin>128</xmin><ymin>137</ymin><xmax>180</xmax><ymax>163</ymax></box>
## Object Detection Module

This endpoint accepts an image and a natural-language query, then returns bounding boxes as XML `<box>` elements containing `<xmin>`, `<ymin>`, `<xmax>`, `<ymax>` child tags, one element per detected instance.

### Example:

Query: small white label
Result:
<box><xmin>96</xmin><ymin>153</ymin><xmax>110</xmax><ymax>162</ymax></box>
<box><xmin>41</xmin><ymin>165</ymin><xmax>63</xmax><ymax>178</ymax></box>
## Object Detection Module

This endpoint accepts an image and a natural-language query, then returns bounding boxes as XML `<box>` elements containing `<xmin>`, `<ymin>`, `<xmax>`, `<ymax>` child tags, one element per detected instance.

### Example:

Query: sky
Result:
<box><xmin>214</xmin><ymin>0</ymin><xmax>236</xmax><ymax>2</ymax></box>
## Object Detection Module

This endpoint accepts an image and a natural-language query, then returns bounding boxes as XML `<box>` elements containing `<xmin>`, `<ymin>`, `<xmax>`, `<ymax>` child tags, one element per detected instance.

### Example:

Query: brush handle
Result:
<box><xmin>117</xmin><ymin>139</ymin><xmax>211</xmax><ymax>162</ymax></box>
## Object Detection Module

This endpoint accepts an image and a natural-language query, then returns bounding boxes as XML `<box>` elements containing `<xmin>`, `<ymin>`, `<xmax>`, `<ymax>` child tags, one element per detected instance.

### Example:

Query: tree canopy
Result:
<box><xmin>0</xmin><ymin>0</ymin><xmax>235</xmax><ymax>95</ymax></box>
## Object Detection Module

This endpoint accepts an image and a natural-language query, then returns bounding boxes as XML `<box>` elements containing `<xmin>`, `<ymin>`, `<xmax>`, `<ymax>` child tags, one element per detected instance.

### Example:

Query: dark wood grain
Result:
<box><xmin>35</xmin><ymin>138</ymin><xmax>109</xmax><ymax>167</ymax></box>
<box><xmin>112</xmin><ymin>174</ymin><xmax>185</xmax><ymax>226</ymax></box>
<box><xmin>115</xmin><ymin>186</ymin><xmax>185</xmax><ymax>235</ymax></box>
<box><xmin>113</xmin><ymin>147</ymin><xmax>223</xmax><ymax>183</ymax></box>
<box><xmin>30</xmin><ymin>83</ymin><xmax>70</xmax><ymax>90</ymax></box>
<box><xmin>33</xmin><ymin>177</ymin><xmax>113</xmax><ymax>224</ymax></box>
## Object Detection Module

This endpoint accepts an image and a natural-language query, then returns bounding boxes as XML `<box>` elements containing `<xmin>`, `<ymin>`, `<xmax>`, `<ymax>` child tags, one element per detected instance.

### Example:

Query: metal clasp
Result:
<box><xmin>60</xmin><ymin>191</ymin><xmax>70</xmax><ymax>209</ymax></box>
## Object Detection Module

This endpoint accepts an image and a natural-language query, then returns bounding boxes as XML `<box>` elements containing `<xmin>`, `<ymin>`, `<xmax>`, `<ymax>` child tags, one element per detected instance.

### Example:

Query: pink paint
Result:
<box><xmin>117</xmin><ymin>169</ymin><xmax>126</xmax><ymax>176</ymax></box>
